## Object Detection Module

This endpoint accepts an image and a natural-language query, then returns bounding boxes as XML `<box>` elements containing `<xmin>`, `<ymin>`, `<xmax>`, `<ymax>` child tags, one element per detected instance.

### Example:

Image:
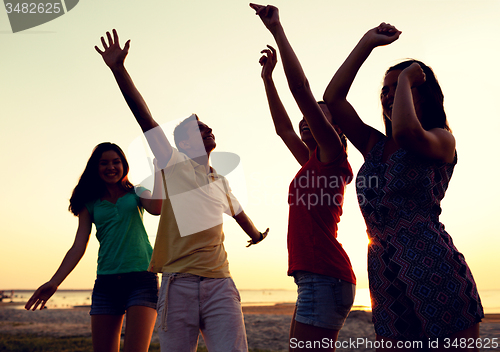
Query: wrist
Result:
<box><xmin>397</xmin><ymin>73</ymin><xmax>411</xmax><ymax>86</ymax></box>
<box><xmin>252</xmin><ymin>232</ymin><xmax>262</xmax><ymax>243</ymax></box>
<box><xmin>359</xmin><ymin>35</ymin><xmax>377</xmax><ymax>52</ymax></box>
<box><xmin>110</xmin><ymin>62</ymin><xmax>126</xmax><ymax>73</ymax></box>
<box><xmin>48</xmin><ymin>278</ymin><xmax>61</xmax><ymax>287</ymax></box>
<box><xmin>269</xmin><ymin>23</ymin><xmax>284</xmax><ymax>37</ymax></box>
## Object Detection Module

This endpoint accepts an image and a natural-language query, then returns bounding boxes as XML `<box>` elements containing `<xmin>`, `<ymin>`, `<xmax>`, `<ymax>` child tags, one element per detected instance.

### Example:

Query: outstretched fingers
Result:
<box><xmin>100</xmin><ymin>35</ymin><xmax>108</xmax><ymax>50</ymax></box>
<box><xmin>112</xmin><ymin>28</ymin><xmax>119</xmax><ymax>46</ymax></box>
<box><xmin>259</xmin><ymin>44</ymin><xmax>277</xmax><ymax>79</ymax></box>
<box><xmin>106</xmin><ymin>30</ymin><xmax>113</xmax><ymax>46</ymax></box>
<box><xmin>249</xmin><ymin>3</ymin><xmax>264</xmax><ymax>13</ymax></box>
<box><xmin>25</xmin><ymin>292</ymin><xmax>44</xmax><ymax>311</ymax></box>
<box><xmin>260</xmin><ymin>45</ymin><xmax>276</xmax><ymax>57</ymax></box>
<box><xmin>249</xmin><ymin>3</ymin><xmax>272</xmax><ymax>17</ymax></box>
<box><xmin>94</xmin><ymin>29</ymin><xmax>130</xmax><ymax>65</ymax></box>
<box><xmin>123</xmin><ymin>39</ymin><xmax>130</xmax><ymax>53</ymax></box>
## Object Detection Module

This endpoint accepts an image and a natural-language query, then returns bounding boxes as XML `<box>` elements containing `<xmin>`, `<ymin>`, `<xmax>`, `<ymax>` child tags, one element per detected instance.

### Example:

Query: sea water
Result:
<box><xmin>4</xmin><ymin>288</ymin><xmax>500</xmax><ymax>313</ymax></box>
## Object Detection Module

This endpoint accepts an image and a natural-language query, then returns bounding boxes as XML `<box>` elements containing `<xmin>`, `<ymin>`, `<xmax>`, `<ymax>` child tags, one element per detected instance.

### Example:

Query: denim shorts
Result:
<box><xmin>90</xmin><ymin>271</ymin><xmax>159</xmax><ymax>315</ymax></box>
<box><xmin>294</xmin><ymin>271</ymin><xmax>356</xmax><ymax>330</ymax></box>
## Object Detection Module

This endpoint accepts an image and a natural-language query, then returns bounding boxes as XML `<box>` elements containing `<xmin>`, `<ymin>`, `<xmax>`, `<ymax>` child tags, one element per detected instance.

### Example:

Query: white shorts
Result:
<box><xmin>157</xmin><ymin>273</ymin><xmax>248</xmax><ymax>352</ymax></box>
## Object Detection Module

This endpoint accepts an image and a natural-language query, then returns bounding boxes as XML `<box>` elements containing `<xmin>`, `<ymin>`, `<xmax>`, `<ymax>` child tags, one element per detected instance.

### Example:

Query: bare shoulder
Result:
<box><xmin>428</xmin><ymin>128</ymin><xmax>456</xmax><ymax>163</ymax></box>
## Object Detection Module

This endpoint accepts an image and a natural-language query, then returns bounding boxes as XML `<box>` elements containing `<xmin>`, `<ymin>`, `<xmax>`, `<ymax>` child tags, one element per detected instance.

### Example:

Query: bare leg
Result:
<box><xmin>289</xmin><ymin>305</ymin><xmax>298</xmax><ymax>350</ymax></box>
<box><xmin>290</xmin><ymin>306</ymin><xmax>340</xmax><ymax>352</ymax></box>
<box><xmin>123</xmin><ymin>306</ymin><xmax>157</xmax><ymax>352</ymax></box>
<box><xmin>91</xmin><ymin>314</ymin><xmax>124</xmax><ymax>352</ymax></box>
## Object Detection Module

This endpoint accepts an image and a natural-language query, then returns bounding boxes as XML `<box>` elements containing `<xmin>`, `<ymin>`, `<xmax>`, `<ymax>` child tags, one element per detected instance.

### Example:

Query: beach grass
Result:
<box><xmin>0</xmin><ymin>333</ymin><xmax>273</xmax><ymax>352</ymax></box>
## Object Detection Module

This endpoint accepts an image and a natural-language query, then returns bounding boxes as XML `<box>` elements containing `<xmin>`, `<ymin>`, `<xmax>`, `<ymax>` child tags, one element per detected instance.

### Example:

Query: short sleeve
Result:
<box><xmin>85</xmin><ymin>201</ymin><xmax>95</xmax><ymax>217</ymax></box>
<box><xmin>220</xmin><ymin>177</ymin><xmax>242</xmax><ymax>216</ymax></box>
<box><xmin>134</xmin><ymin>186</ymin><xmax>149</xmax><ymax>197</ymax></box>
<box><xmin>161</xmin><ymin>149</ymin><xmax>185</xmax><ymax>180</ymax></box>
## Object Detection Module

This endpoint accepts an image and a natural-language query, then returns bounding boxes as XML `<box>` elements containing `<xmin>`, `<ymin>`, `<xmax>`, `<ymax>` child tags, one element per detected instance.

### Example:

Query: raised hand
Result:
<box><xmin>259</xmin><ymin>45</ymin><xmax>277</xmax><ymax>80</ymax></box>
<box><xmin>95</xmin><ymin>29</ymin><xmax>130</xmax><ymax>70</ymax></box>
<box><xmin>25</xmin><ymin>281</ymin><xmax>58</xmax><ymax>311</ymax></box>
<box><xmin>364</xmin><ymin>22</ymin><xmax>402</xmax><ymax>48</ymax></box>
<box><xmin>401</xmin><ymin>62</ymin><xmax>426</xmax><ymax>88</ymax></box>
<box><xmin>250</xmin><ymin>3</ymin><xmax>280</xmax><ymax>32</ymax></box>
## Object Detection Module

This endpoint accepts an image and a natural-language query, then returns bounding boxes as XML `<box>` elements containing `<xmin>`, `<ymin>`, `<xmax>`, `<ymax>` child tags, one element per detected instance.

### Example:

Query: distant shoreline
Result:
<box><xmin>2</xmin><ymin>300</ymin><xmax>499</xmax><ymax>322</ymax></box>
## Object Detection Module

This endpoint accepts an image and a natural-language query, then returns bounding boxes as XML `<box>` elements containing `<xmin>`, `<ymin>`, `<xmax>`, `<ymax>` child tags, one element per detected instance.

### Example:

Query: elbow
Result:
<box><xmin>323</xmin><ymin>80</ymin><xmax>348</xmax><ymax>104</ymax></box>
<box><xmin>150</xmin><ymin>208</ymin><xmax>161</xmax><ymax>216</ymax></box>
<box><xmin>323</xmin><ymin>89</ymin><xmax>342</xmax><ymax>105</ymax></box>
<box><xmin>322</xmin><ymin>91</ymin><xmax>332</xmax><ymax>104</ymax></box>
<box><xmin>151</xmin><ymin>202</ymin><xmax>163</xmax><ymax>216</ymax></box>
<box><xmin>69</xmin><ymin>243</ymin><xmax>87</xmax><ymax>259</ymax></box>
<box><xmin>275</xmin><ymin>128</ymin><xmax>287</xmax><ymax>138</ymax></box>
<box><xmin>145</xmin><ymin>200</ymin><xmax>163</xmax><ymax>216</ymax></box>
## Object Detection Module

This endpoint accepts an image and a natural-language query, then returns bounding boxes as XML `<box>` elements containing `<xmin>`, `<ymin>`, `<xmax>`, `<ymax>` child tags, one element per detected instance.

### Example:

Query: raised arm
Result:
<box><xmin>251</xmin><ymin>4</ymin><xmax>342</xmax><ymax>163</ymax></box>
<box><xmin>95</xmin><ymin>29</ymin><xmax>172</xmax><ymax>167</ymax></box>
<box><xmin>139</xmin><ymin>158</ymin><xmax>164</xmax><ymax>215</ymax></box>
<box><xmin>323</xmin><ymin>23</ymin><xmax>401</xmax><ymax>157</ymax></box>
<box><xmin>25</xmin><ymin>209</ymin><xmax>92</xmax><ymax>311</ymax></box>
<box><xmin>391</xmin><ymin>63</ymin><xmax>455</xmax><ymax>163</ymax></box>
<box><xmin>259</xmin><ymin>45</ymin><xmax>309</xmax><ymax>165</ymax></box>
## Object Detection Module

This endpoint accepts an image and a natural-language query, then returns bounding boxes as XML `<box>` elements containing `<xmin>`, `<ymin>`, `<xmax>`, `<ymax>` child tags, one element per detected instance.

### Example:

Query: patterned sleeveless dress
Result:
<box><xmin>356</xmin><ymin>138</ymin><xmax>483</xmax><ymax>340</ymax></box>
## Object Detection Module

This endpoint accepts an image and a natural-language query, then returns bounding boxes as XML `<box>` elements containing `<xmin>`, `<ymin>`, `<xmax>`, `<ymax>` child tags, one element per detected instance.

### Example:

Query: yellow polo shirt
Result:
<box><xmin>148</xmin><ymin>149</ymin><xmax>241</xmax><ymax>278</ymax></box>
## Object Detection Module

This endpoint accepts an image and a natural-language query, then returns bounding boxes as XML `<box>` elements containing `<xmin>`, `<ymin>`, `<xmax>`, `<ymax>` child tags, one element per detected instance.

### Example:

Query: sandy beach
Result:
<box><xmin>1</xmin><ymin>302</ymin><xmax>499</xmax><ymax>351</ymax></box>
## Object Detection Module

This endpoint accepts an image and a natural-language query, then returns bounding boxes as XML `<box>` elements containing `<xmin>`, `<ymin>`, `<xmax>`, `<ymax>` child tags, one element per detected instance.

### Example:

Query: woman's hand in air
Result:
<box><xmin>363</xmin><ymin>22</ymin><xmax>402</xmax><ymax>49</ymax></box>
<box><xmin>259</xmin><ymin>45</ymin><xmax>277</xmax><ymax>80</ymax></box>
<box><xmin>250</xmin><ymin>3</ymin><xmax>281</xmax><ymax>34</ymax></box>
<box><xmin>400</xmin><ymin>62</ymin><xmax>426</xmax><ymax>88</ymax></box>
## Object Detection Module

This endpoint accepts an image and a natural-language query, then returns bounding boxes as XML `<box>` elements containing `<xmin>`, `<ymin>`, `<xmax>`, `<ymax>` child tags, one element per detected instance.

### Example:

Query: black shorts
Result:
<box><xmin>90</xmin><ymin>271</ymin><xmax>158</xmax><ymax>315</ymax></box>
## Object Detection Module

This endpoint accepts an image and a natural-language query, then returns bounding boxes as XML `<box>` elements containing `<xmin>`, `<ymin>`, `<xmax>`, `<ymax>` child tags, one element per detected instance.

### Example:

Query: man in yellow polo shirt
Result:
<box><xmin>96</xmin><ymin>29</ymin><xmax>268</xmax><ymax>352</ymax></box>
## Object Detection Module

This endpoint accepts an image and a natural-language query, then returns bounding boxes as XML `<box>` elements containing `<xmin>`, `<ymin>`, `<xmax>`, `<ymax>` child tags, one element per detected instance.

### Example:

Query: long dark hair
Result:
<box><xmin>69</xmin><ymin>143</ymin><xmax>134</xmax><ymax>216</ymax></box>
<box><xmin>382</xmin><ymin>59</ymin><xmax>451</xmax><ymax>137</ymax></box>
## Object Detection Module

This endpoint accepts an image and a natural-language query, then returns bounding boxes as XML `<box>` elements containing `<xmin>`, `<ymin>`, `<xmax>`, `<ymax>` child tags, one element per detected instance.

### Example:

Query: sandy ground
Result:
<box><xmin>1</xmin><ymin>302</ymin><xmax>499</xmax><ymax>351</ymax></box>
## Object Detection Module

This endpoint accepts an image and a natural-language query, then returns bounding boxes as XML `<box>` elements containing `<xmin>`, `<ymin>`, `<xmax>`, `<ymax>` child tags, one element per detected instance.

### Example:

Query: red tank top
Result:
<box><xmin>287</xmin><ymin>148</ymin><xmax>356</xmax><ymax>284</ymax></box>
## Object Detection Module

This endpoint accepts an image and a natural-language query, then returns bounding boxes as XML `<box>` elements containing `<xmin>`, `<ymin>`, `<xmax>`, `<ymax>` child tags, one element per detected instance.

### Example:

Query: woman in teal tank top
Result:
<box><xmin>25</xmin><ymin>142</ymin><xmax>163</xmax><ymax>352</ymax></box>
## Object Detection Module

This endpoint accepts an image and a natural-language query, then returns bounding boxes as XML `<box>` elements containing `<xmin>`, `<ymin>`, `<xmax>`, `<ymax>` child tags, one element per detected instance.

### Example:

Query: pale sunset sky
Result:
<box><xmin>1</xmin><ymin>1</ymin><xmax>499</xmax><ymax>294</ymax></box>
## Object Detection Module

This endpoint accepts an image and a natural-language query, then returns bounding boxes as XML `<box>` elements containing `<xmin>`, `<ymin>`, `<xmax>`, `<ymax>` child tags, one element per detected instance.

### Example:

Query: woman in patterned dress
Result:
<box><xmin>323</xmin><ymin>23</ymin><xmax>483</xmax><ymax>350</ymax></box>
